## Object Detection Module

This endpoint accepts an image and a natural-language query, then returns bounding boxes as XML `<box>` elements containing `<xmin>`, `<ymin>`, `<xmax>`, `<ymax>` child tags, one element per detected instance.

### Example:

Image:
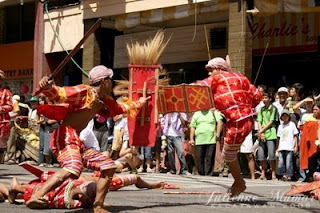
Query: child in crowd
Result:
<box><xmin>276</xmin><ymin>109</ymin><xmax>299</xmax><ymax>181</ymax></box>
<box><xmin>256</xmin><ymin>92</ymin><xmax>279</xmax><ymax>180</ymax></box>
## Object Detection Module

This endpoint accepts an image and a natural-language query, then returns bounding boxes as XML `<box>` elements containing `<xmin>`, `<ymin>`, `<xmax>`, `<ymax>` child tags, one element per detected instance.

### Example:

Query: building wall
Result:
<box><xmin>82</xmin><ymin>0</ymin><xmax>195</xmax><ymax>19</ymax></box>
<box><xmin>0</xmin><ymin>8</ymin><xmax>5</xmax><ymax>44</ymax></box>
<box><xmin>44</xmin><ymin>5</ymin><xmax>83</xmax><ymax>53</ymax></box>
<box><xmin>114</xmin><ymin>23</ymin><xmax>227</xmax><ymax>68</ymax></box>
<box><xmin>228</xmin><ymin>2</ymin><xmax>252</xmax><ymax>77</ymax></box>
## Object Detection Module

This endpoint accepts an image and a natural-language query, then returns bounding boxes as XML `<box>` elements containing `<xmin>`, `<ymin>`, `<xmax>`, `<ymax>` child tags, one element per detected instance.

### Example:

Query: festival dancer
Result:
<box><xmin>0</xmin><ymin>70</ymin><xmax>13</xmax><ymax>163</ymax></box>
<box><xmin>195</xmin><ymin>57</ymin><xmax>262</xmax><ymax>197</ymax></box>
<box><xmin>26</xmin><ymin>65</ymin><xmax>149</xmax><ymax>213</ymax></box>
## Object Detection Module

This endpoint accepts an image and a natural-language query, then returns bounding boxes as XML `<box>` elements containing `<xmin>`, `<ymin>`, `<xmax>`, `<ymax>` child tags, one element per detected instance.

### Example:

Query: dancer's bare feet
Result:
<box><xmin>26</xmin><ymin>197</ymin><xmax>49</xmax><ymax>209</ymax></box>
<box><xmin>93</xmin><ymin>205</ymin><xmax>111</xmax><ymax>213</ymax></box>
<box><xmin>0</xmin><ymin>192</ymin><xmax>5</xmax><ymax>202</ymax></box>
<box><xmin>259</xmin><ymin>175</ymin><xmax>266</xmax><ymax>180</ymax></box>
<box><xmin>0</xmin><ymin>182</ymin><xmax>9</xmax><ymax>202</ymax></box>
<box><xmin>290</xmin><ymin>184</ymin><xmax>297</xmax><ymax>189</ymax></box>
<box><xmin>227</xmin><ymin>181</ymin><xmax>246</xmax><ymax>198</ymax></box>
<box><xmin>8</xmin><ymin>177</ymin><xmax>19</xmax><ymax>204</ymax></box>
<box><xmin>153</xmin><ymin>181</ymin><xmax>167</xmax><ymax>189</ymax></box>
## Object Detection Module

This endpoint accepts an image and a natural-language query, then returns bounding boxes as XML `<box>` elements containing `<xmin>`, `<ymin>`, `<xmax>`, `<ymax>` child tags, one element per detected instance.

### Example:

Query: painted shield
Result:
<box><xmin>158</xmin><ymin>84</ymin><xmax>214</xmax><ymax>114</ymax></box>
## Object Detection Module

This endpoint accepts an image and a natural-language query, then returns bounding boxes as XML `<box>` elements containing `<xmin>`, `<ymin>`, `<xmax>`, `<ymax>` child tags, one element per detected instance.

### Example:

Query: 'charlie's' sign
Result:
<box><xmin>253</xmin><ymin>13</ymin><xmax>319</xmax><ymax>55</ymax></box>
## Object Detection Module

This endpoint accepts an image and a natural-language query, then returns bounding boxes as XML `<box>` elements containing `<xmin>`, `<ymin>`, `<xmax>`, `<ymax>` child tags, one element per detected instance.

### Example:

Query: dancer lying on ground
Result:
<box><xmin>111</xmin><ymin>146</ymin><xmax>144</xmax><ymax>174</ymax></box>
<box><xmin>3</xmin><ymin>171</ymin><xmax>166</xmax><ymax>208</ymax></box>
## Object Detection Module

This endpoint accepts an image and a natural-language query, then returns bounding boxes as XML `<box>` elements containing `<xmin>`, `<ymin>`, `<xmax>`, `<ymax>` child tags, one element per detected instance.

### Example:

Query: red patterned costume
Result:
<box><xmin>0</xmin><ymin>88</ymin><xmax>12</xmax><ymax>151</ymax></box>
<box><xmin>24</xmin><ymin>171</ymin><xmax>84</xmax><ymax>209</ymax></box>
<box><xmin>24</xmin><ymin>171</ymin><xmax>138</xmax><ymax>209</ymax></box>
<box><xmin>196</xmin><ymin>58</ymin><xmax>262</xmax><ymax>162</ymax></box>
<box><xmin>38</xmin><ymin>84</ymin><xmax>141</xmax><ymax>177</ymax></box>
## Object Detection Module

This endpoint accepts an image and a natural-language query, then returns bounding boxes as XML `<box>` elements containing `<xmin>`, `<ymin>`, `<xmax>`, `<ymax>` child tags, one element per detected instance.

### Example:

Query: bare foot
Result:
<box><xmin>93</xmin><ymin>206</ymin><xmax>111</xmax><ymax>213</ymax></box>
<box><xmin>0</xmin><ymin>192</ymin><xmax>5</xmax><ymax>202</ymax></box>
<box><xmin>154</xmin><ymin>181</ymin><xmax>167</xmax><ymax>189</ymax></box>
<box><xmin>8</xmin><ymin>177</ymin><xmax>19</xmax><ymax>204</ymax></box>
<box><xmin>0</xmin><ymin>182</ymin><xmax>9</xmax><ymax>200</ymax></box>
<box><xmin>290</xmin><ymin>184</ymin><xmax>297</xmax><ymax>189</ymax></box>
<box><xmin>227</xmin><ymin>181</ymin><xmax>246</xmax><ymax>198</ymax></box>
<box><xmin>26</xmin><ymin>197</ymin><xmax>49</xmax><ymax>209</ymax></box>
<box><xmin>259</xmin><ymin>175</ymin><xmax>266</xmax><ymax>180</ymax></box>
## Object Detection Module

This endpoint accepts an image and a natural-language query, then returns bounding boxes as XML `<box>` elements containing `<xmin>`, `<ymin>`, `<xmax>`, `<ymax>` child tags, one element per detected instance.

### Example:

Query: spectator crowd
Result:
<box><xmin>2</xmin><ymin>79</ymin><xmax>320</xmax><ymax>183</ymax></box>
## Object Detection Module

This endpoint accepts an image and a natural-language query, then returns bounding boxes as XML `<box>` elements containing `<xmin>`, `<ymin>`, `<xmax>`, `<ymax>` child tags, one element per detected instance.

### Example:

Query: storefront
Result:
<box><xmin>41</xmin><ymin>0</ymin><xmax>320</xmax><ymax>87</ymax></box>
<box><xmin>252</xmin><ymin>12</ymin><xmax>320</xmax><ymax>90</ymax></box>
<box><xmin>0</xmin><ymin>41</ymin><xmax>34</xmax><ymax>100</ymax></box>
<box><xmin>112</xmin><ymin>1</ymin><xmax>229</xmax><ymax>83</ymax></box>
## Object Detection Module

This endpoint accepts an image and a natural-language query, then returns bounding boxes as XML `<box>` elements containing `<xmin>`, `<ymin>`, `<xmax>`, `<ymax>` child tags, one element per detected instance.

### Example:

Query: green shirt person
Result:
<box><xmin>189</xmin><ymin>109</ymin><xmax>224</xmax><ymax>176</ymax></box>
<box><xmin>256</xmin><ymin>92</ymin><xmax>279</xmax><ymax>181</ymax></box>
<box><xmin>189</xmin><ymin>109</ymin><xmax>224</xmax><ymax>145</ymax></box>
<box><xmin>256</xmin><ymin>101</ymin><xmax>279</xmax><ymax>141</ymax></box>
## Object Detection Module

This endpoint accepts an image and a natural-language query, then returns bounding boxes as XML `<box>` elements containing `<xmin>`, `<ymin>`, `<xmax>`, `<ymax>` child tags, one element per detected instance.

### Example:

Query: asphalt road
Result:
<box><xmin>0</xmin><ymin>164</ymin><xmax>319</xmax><ymax>213</ymax></box>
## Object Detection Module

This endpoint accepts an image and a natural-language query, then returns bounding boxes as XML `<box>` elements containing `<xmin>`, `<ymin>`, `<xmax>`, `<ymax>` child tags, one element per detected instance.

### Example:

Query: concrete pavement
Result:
<box><xmin>0</xmin><ymin>164</ymin><xmax>319</xmax><ymax>213</ymax></box>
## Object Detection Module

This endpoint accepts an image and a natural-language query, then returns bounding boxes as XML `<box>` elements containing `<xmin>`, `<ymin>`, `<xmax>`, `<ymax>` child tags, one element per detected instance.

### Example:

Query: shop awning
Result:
<box><xmin>255</xmin><ymin>0</ymin><xmax>320</xmax><ymax>14</ymax></box>
<box><xmin>115</xmin><ymin>0</ymin><xmax>320</xmax><ymax>30</ymax></box>
<box><xmin>115</xmin><ymin>0</ymin><xmax>228</xmax><ymax>30</ymax></box>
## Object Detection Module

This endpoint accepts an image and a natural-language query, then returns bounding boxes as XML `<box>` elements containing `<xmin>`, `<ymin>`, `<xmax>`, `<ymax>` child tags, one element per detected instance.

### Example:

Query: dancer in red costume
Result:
<box><xmin>0</xmin><ymin>70</ymin><xmax>13</xmax><ymax>163</ymax></box>
<box><xmin>3</xmin><ymin>170</ymin><xmax>166</xmax><ymax>208</ymax></box>
<box><xmin>195</xmin><ymin>57</ymin><xmax>262</xmax><ymax>197</ymax></box>
<box><xmin>27</xmin><ymin>65</ymin><xmax>149</xmax><ymax>213</ymax></box>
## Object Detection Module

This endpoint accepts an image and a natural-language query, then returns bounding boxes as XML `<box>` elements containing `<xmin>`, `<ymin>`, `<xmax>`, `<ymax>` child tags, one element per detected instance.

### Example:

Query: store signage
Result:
<box><xmin>252</xmin><ymin>13</ymin><xmax>319</xmax><ymax>55</ymax></box>
<box><xmin>4</xmin><ymin>68</ymin><xmax>33</xmax><ymax>79</ymax></box>
<box><xmin>0</xmin><ymin>41</ymin><xmax>34</xmax><ymax>78</ymax></box>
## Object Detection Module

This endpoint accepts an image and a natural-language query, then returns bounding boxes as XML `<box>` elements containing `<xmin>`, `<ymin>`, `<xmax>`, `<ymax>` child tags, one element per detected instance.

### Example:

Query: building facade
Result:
<box><xmin>0</xmin><ymin>1</ymin><xmax>35</xmax><ymax>100</ymax></box>
<box><xmin>1</xmin><ymin>0</ymin><xmax>319</xmax><ymax>93</ymax></box>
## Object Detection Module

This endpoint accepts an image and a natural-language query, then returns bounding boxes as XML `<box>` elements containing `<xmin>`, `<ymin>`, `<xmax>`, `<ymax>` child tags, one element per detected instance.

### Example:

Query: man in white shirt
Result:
<box><xmin>273</xmin><ymin>87</ymin><xmax>289</xmax><ymax>118</ymax></box>
<box><xmin>161</xmin><ymin>112</ymin><xmax>191</xmax><ymax>175</ymax></box>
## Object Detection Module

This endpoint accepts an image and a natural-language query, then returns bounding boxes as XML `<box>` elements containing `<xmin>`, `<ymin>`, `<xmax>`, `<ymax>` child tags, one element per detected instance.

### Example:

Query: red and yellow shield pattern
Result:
<box><xmin>158</xmin><ymin>84</ymin><xmax>214</xmax><ymax>114</ymax></box>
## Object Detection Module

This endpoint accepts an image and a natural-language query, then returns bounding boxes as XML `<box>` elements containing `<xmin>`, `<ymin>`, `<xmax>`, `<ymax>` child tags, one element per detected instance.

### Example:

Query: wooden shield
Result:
<box><xmin>158</xmin><ymin>84</ymin><xmax>214</xmax><ymax>114</ymax></box>
<box><xmin>128</xmin><ymin>64</ymin><xmax>161</xmax><ymax>147</ymax></box>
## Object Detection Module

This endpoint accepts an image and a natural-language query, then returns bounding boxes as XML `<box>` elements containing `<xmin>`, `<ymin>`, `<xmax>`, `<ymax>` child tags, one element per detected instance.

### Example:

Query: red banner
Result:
<box><xmin>128</xmin><ymin>64</ymin><xmax>161</xmax><ymax>147</ymax></box>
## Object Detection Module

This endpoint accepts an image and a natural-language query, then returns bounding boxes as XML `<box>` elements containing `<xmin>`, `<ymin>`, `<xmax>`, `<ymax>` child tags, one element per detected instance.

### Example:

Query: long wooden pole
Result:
<box><xmin>33</xmin><ymin>0</ymin><xmax>46</xmax><ymax>95</ymax></box>
<box><xmin>140</xmin><ymin>82</ymin><xmax>147</xmax><ymax>126</ymax></box>
<box><xmin>129</xmin><ymin>68</ymin><xmax>133</xmax><ymax>99</ymax></box>
<box><xmin>204</xmin><ymin>25</ymin><xmax>211</xmax><ymax>60</ymax></box>
<box><xmin>154</xmin><ymin>68</ymin><xmax>159</xmax><ymax>124</ymax></box>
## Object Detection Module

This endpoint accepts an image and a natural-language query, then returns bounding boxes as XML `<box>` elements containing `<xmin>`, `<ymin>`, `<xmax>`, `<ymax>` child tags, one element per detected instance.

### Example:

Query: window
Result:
<box><xmin>209</xmin><ymin>28</ymin><xmax>227</xmax><ymax>50</ymax></box>
<box><xmin>5</xmin><ymin>2</ymin><xmax>35</xmax><ymax>44</ymax></box>
<box><xmin>48</xmin><ymin>0</ymin><xmax>80</xmax><ymax>10</ymax></box>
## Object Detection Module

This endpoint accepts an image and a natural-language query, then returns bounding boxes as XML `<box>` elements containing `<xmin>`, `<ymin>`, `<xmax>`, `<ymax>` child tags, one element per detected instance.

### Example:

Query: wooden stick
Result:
<box><xmin>140</xmin><ymin>81</ymin><xmax>147</xmax><ymax>126</ymax></box>
<box><xmin>33</xmin><ymin>18</ymin><xmax>102</xmax><ymax>95</ymax></box>
<box><xmin>51</xmin><ymin>18</ymin><xmax>102</xmax><ymax>79</ymax></box>
<box><xmin>163</xmin><ymin>191</ymin><xmax>222</xmax><ymax>195</ymax></box>
<box><xmin>204</xmin><ymin>25</ymin><xmax>211</xmax><ymax>60</ymax></box>
<box><xmin>154</xmin><ymin>68</ymin><xmax>159</xmax><ymax>124</ymax></box>
<box><xmin>129</xmin><ymin>68</ymin><xmax>133</xmax><ymax>100</ymax></box>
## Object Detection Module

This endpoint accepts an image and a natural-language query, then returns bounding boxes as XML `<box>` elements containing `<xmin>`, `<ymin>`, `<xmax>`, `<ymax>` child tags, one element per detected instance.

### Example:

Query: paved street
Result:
<box><xmin>0</xmin><ymin>164</ymin><xmax>319</xmax><ymax>213</ymax></box>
